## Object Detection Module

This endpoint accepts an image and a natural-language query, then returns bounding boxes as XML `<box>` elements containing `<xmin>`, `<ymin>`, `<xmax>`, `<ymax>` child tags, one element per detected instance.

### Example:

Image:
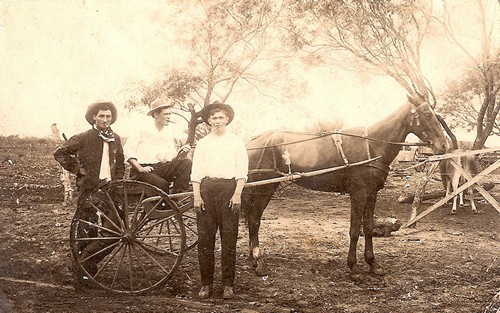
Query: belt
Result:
<box><xmin>203</xmin><ymin>177</ymin><xmax>235</xmax><ymax>182</ymax></box>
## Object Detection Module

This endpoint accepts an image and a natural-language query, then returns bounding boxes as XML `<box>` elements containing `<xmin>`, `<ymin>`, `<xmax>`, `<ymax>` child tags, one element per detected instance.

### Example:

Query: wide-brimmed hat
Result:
<box><xmin>201</xmin><ymin>101</ymin><xmax>234</xmax><ymax>125</ymax></box>
<box><xmin>147</xmin><ymin>97</ymin><xmax>175</xmax><ymax>116</ymax></box>
<box><xmin>85</xmin><ymin>101</ymin><xmax>118</xmax><ymax>125</ymax></box>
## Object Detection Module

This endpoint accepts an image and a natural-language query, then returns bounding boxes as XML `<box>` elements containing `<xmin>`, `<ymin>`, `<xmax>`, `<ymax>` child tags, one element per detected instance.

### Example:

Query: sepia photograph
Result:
<box><xmin>0</xmin><ymin>1</ymin><xmax>499</xmax><ymax>312</ymax></box>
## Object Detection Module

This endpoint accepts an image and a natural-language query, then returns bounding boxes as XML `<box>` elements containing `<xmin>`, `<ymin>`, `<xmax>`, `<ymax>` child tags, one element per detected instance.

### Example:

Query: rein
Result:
<box><xmin>247</xmin><ymin>100</ymin><xmax>435</xmax><ymax>151</ymax></box>
<box><xmin>246</xmin><ymin>131</ymin><xmax>428</xmax><ymax>151</ymax></box>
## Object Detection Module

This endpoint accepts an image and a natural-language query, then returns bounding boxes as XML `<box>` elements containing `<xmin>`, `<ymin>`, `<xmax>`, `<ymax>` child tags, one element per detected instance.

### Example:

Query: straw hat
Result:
<box><xmin>147</xmin><ymin>97</ymin><xmax>175</xmax><ymax>116</ymax></box>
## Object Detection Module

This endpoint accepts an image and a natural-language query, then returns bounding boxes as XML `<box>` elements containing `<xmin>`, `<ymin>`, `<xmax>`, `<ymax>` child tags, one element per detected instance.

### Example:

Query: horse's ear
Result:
<box><xmin>407</xmin><ymin>94</ymin><xmax>420</xmax><ymax>105</ymax></box>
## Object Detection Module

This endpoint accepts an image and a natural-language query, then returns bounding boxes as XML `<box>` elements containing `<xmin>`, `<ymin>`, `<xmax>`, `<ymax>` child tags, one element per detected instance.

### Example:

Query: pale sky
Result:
<box><xmin>0</xmin><ymin>1</ymin><xmax>493</xmax><ymax>141</ymax></box>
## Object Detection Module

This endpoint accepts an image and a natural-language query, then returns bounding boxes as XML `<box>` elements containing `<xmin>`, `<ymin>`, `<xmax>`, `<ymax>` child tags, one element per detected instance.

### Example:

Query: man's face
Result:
<box><xmin>93</xmin><ymin>109</ymin><xmax>113</xmax><ymax>131</ymax></box>
<box><xmin>209</xmin><ymin>111</ymin><xmax>229</xmax><ymax>132</ymax></box>
<box><xmin>154</xmin><ymin>107</ymin><xmax>173</xmax><ymax>126</ymax></box>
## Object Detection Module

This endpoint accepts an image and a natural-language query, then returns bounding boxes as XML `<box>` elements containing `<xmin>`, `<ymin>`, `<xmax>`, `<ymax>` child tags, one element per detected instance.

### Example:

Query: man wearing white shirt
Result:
<box><xmin>191</xmin><ymin>101</ymin><xmax>248</xmax><ymax>300</ymax></box>
<box><xmin>124</xmin><ymin>97</ymin><xmax>192</xmax><ymax>193</ymax></box>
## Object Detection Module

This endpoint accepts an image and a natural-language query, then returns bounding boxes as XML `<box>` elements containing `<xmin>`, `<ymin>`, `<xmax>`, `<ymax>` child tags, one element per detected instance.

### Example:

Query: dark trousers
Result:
<box><xmin>197</xmin><ymin>178</ymin><xmax>239</xmax><ymax>287</ymax></box>
<box><xmin>131</xmin><ymin>158</ymin><xmax>192</xmax><ymax>193</ymax></box>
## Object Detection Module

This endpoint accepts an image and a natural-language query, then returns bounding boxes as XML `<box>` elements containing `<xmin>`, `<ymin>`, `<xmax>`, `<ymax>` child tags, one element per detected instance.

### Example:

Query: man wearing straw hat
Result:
<box><xmin>124</xmin><ymin>97</ymin><xmax>192</xmax><ymax>193</ymax></box>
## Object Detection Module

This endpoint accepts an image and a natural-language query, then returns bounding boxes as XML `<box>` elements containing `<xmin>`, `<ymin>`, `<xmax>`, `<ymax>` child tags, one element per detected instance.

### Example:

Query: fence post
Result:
<box><xmin>51</xmin><ymin>123</ymin><xmax>74</xmax><ymax>206</ymax></box>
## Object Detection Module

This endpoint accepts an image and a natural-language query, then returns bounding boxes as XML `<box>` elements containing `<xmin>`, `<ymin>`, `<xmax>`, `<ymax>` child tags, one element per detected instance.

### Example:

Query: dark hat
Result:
<box><xmin>85</xmin><ymin>101</ymin><xmax>118</xmax><ymax>125</ymax></box>
<box><xmin>147</xmin><ymin>97</ymin><xmax>175</xmax><ymax>116</ymax></box>
<box><xmin>201</xmin><ymin>101</ymin><xmax>235</xmax><ymax>125</ymax></box>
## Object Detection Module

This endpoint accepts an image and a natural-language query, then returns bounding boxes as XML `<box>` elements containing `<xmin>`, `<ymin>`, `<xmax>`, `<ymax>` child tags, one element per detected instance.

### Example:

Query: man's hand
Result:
<box><xmin>77</xmin><ymin>167</ymin><xmax>87</xmax><ymax>177</ymax></box>
<box><xmin>179</xmin><ymin>144</ymin><xmax>191</xmax><ymax>153</ymax></box>
<box><xmin>229</xmin><ymin>194</ymin><xmax>241</xmax><ymax>214</ymax></box>
<box><xmin>138</xmin><ymin>165</ymin><xmax>154</xmax><ymax>173</ymax></box>
<box><xmin>194</xmin><ymin>196</ymin><xmax>204</xmax><ymax>214</ymax></box>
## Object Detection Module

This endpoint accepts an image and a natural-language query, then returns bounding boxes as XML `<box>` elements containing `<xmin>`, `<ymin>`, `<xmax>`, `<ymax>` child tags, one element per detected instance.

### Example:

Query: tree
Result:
<box><xmin>436</xmin><ymin>0</ymin><xmax>500</xmax><ymax>149</ymax></box>
<box><xmin>124</xmin><ymin>0</ymin><xmax>302</xmax><ymax>139</ymax></box>
<box><xmin>184</xmin><ymin>0</ymin><xmax>299</xmax><ymax>107</ymax></box>
<box><xmin>124</xmin><ymin>70</ymin><xmax>206</xmax><ymax>117</ymax></box>
<box><xmin>286</xmin><ymin>0</ymin><xmax>438</xmax><ymax>100</ymax></box>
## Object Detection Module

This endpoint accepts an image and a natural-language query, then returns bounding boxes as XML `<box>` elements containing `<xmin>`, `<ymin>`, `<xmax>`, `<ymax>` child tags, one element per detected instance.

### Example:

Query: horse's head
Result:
<box><xmin>407</xmin><ymin>95</ymin><xmax>448</xmax><ymax>154</ymax></box>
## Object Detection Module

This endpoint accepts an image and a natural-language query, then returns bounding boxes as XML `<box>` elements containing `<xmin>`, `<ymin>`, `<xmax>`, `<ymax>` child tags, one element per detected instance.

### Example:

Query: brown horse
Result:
<box><xmin>242</xmin><ymin>95</ymin><xmax>448</xmax><ymax>280</ymax></box>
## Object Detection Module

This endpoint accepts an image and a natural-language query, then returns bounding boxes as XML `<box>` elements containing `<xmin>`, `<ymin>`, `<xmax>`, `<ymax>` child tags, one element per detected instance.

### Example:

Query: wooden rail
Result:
<box><xmin>165</xmin><ymin>156</ymin><xmax>382</xmax><ymax>199</ymax></box>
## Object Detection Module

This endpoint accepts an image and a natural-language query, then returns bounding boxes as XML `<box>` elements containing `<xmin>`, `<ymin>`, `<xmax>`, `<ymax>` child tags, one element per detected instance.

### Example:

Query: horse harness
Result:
<box><xmin>332</xmin><ymin>129</ymin><xmax>390</xmax><ymax>175</ymax></box>
<box><xmin>249</xmin><ymin>102</ymin><xmax>434</xmax><ymax>177</ymax></box>
<box><xmin>251</xmin><ymin>130</ymin><xmax>391</xmax><ymax>177</ymax></box>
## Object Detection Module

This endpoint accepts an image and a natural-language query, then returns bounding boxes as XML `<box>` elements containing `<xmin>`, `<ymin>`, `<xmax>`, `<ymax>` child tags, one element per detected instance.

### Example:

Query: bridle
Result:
<box><xmin>409</xmin><ymin>100</ymin><xmax>434</xmax><ymax>148</ymax></box>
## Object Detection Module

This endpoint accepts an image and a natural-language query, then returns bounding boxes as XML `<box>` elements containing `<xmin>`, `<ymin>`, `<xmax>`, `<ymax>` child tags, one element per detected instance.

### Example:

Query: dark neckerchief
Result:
<box><xmin>93</xmin><ymin>124</ymin><xmax>115</xmax><ymax>143</ymax></box>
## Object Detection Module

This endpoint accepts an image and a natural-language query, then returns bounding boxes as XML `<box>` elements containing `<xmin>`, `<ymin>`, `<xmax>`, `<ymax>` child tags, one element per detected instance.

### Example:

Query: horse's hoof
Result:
<box><xmin>349</xmin><ymin>271</ymin><xmax>363</xmax><ymax>281</ymax></box>
<box><xmin>370</xmin><ymin>266</ymin><xmax>385</xmax><ymax>276</ymax></box>
<box><xmin>255</xmin><ymin>263</ymin><xmax>269</xmax><ymax>276</ymax></box>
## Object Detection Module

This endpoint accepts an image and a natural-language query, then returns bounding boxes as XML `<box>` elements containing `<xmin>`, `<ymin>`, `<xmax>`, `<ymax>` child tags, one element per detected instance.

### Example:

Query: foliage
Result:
<box><xmin>0</xmin><ymin>135</ymin><xmax>55</xmax><ymax>147</ymax></box>
<box><xmin>436</xmin><ymin>0</ymin><xmax>500</xmax><ymax>148</ymax></box>
<box><xmin>439</xmin><ymin>64</ymin><xmax>500</xmax><ymax>135</ymax></box>
<box><xmin>285</xmin><ymin>0</ymin><xmax>437</xmax><ymax>99</ymax></box>
<box><xmin>306</xmin><ymin>118</ymin><xmax>343</xmax><ymax>134</ymax></box>
<box><xmin>187</xmin><ymin>0</ymin><xmax>298</xmax><ymax>106</ymax></box>
<box><xmin>124</xmin><ymin>70</ymin><xmax>206</xmax><ymax>113</ymax></box>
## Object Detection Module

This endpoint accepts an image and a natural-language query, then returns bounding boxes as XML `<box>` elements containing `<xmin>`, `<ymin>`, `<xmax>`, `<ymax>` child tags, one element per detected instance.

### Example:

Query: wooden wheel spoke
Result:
<box><xmin>178</xmin><ymin>200</ymin><xmax>194</xmax><ymax>213</ymax></box>
<box><xmin>136</xmin><ymin>239</ymin><xmax>180</xmax><ymax>257</ymax></box>
<box><xmin>135</xmin><ymin>233</ymin><xmax>182</xmax><ymax>239</ymax></box>
<box><xmin>76</xmin><ymin>218</ymin><xmax>122</xmax><ymax>237</ymax></box>
<box><xmin>103</xmin><ymin>190</ymin><xmax>126</xmax><ymax>230</ymax></box>
<box><xmin>74</xmin><ymin>236</ymin><xmax>122</xmax><ymax>242</ymax></box>
<box><xmin>137</xmin><ymin>198</ymin><xmax>172</xmax><ymax>229</ymax></box>
<box><xmin>156</xmin><ymin>219</ymin><xmax>165</xmax><ymax>247</ymax></box>
<box><xmin>70</xmin><ymin>180</ymin><xmax>187</xmax><ymax>294</ymax></box>
<box><xmin>137</xmin><ymin>217</ymin><xmax>178</xmax><ymax>235</ymax></box>
<box><xmin>94</xmin><ymin>242</ymin><xmax>125</xmax><ymax>280</ymax></box>
<box><xmin>134</xmin><ymin>242</ymin><xmax>173</xmax><ymax>274</ymax></box>
<box><xmin>87</xmin><ymin>202</ymin><xmax>123</xmax><ymax>234</ymax></box>
<box><xmin>132</xmin><ymin>189</ymin><xmax>148</xmax><ymax>222</ymax></box>
<box><xmin>120</xmin><ymin>187</ymin><xmax>131</xmax><ymax>230</ymax></box>
<box><xmin>79</xmin><ymin>240</ymin><xmax>122</xmax><ymax>265</ymax></box>
<box><xmin>127</xmin><ymin>243</ymin><xmax>134</xmax><ymax>292</ymax></box>
<box><xmin>110</xmin><ymin>244</ymin><xmax>129</xmax><ymax>289</ymax></box>
<box><xmin>184</xmin><ymin>222</ymin><xmax>198</xmax><ymax>237</ymax></box>
<box><xmin>130</xmin><ymin>244</ymin><xmax>155</xmax><ymax>288</ymax></box>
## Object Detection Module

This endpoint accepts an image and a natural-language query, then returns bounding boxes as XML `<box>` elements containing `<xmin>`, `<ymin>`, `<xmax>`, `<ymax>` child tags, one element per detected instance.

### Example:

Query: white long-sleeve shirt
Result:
<box><xmin>124</xmin><ymin>122</ymin><xmax>183</xmax><ymax>164</ymax></box>
<box><xmin>190</xmin><ymin>131</ymin><xmax>248</xmax><ymax>183</ymax></box>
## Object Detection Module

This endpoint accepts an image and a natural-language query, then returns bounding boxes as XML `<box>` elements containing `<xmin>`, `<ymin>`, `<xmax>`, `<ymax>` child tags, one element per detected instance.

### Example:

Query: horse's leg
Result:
<box><xmin>363</xmin><ymin>191</ymin><xmax>384</xmax><ymax>276</ymax></box>
<box><xmin>347</xmin><ymin>189</ymin><xmax>367</xmax><ymax>281</ymax></box>
<box><xmin>468</xmin><ymin>186</ymin><xmax>477</xmax><ymax>213</ymax></box>
<box><xmin>242</xmin><ymin>184</ymin><xmax>278</xmax><ymax>276</ymax></box>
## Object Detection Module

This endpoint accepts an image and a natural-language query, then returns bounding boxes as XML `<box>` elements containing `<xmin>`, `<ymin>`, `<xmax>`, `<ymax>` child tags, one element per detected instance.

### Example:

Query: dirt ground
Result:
<box><xmin>0</xmin><ymin>138</ymin><xmax>499</xmax><ymax>313</ymax></box>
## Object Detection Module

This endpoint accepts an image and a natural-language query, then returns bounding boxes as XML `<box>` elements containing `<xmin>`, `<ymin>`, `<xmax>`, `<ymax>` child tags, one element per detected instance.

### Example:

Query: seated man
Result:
<box><xmin>124</xmin><ymin>97</ymin><xmax>192</xmax><ymax>194</ymax></box>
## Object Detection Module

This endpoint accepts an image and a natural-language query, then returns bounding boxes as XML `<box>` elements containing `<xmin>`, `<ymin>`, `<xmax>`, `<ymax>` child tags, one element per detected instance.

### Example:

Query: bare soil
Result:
<box><xmin>0</xmin><ymin>139</ymin><xmax>499</xmax><ymax>313</ymax></box>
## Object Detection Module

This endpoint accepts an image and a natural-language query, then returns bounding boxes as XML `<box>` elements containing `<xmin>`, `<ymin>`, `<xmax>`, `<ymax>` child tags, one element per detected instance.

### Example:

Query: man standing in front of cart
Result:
<box><xmin>54</xmin><ymin>101</ymin><xmax>125</xmax><ymax>276</ymax></box>
<box><xmin>124</xmin><ymin>97</ymin><xmax>192</xmax><ymax>194</ymax></box>
<box><xmin>191</xmin><ymin>101</ymin><xmax>249</xmax><ymax>300</ymax></box>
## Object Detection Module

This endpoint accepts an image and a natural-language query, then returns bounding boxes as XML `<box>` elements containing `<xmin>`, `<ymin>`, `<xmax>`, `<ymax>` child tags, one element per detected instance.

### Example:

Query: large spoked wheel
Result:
<box><xmin>69</xmin><ymin>180</ymin><xmax>186</xmax><ymax>294</ymax></box>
